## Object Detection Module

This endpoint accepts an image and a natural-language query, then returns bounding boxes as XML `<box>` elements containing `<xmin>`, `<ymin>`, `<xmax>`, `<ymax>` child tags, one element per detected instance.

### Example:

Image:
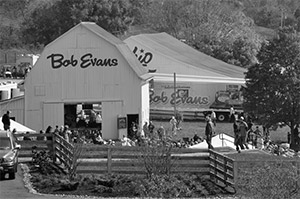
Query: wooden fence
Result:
<box><xmin>209</xmin><ymin>150</ymin><xmax>236</xmax><ymax>186</ymax></box>
<box><xmin>16</xmin><ymin>132</ymin><xmax>236</xmax><ymax>186</ymax></box>
<box><xmin>76</xmin><ymin>145</ymin><xmax>210</xmax><ymax>175</ymax></box>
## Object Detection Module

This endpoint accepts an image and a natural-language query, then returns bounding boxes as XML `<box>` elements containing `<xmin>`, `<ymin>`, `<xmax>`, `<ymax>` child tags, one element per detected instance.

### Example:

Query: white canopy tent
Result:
<box><xmin>0</xmin><ymin>117</ymin><xmax>36</xmax><ymax>133</ymax></box>
<box><xmin>189</xmin><ymin>133</ymin><xmax>253</xmax><ymax>149</ymax></box>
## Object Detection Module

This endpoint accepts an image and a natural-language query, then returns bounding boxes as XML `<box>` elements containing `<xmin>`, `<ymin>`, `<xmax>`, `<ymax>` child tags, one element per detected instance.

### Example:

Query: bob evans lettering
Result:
<box><xmin>47</xmin><ymin>53</ymin><xmax>118</xmax><ymax>69</ymax></box>
<box><xmin>150</xmin><ymin>90</ymin><xmax>209</xmax><ymax>106</ymax></box>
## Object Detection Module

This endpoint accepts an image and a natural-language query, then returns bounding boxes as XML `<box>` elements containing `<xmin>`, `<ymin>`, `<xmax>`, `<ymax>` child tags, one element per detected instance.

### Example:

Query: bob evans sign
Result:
<box><xmin>150</xmin><ymin>84</ymin><xmax>210</xmax><ymax>109</ymax></box>
<box><xmin>47</xmin><ymin>53</ymin><xmax>118</xmax><ymax>69</ymax></box>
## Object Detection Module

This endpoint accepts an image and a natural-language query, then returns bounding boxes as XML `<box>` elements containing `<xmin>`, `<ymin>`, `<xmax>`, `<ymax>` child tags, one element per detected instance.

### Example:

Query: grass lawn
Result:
<box><xmin>152</xmin><ymin>120</ymin><xmax>290</xmax><ymax>143</ymax></box>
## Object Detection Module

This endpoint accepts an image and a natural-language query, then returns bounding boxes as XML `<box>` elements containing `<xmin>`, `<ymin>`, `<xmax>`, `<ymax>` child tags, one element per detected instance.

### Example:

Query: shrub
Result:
<box><xmin>31</xmin><ymin>147</ymin><xmax>53</xmax><ymax>175</ymax></box>
<box><xmin>236</xmin><ymin>161</ymin><xmax>300</xmax><ymax>199</ymax></box>
<box><xmin>132</xmin><ymin>174</ymin><xmax>216</xmax><ymax>198</ymax></box>
<box><xmin>138</xmin><ymin>132</ymin><xmax>178</xmax><ymax>179</ymax></box>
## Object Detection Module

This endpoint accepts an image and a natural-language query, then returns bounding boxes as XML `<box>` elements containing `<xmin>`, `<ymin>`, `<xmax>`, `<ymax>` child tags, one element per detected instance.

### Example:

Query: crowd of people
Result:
<box><xmin>3</xmin><ymin>107</ymin><xmax>299</xmax><ymax>155</ymax></box>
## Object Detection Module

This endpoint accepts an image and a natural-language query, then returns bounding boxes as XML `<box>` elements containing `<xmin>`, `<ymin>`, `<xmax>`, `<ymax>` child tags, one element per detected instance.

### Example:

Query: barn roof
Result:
<box><xmin>45</xmin><ymin>22</ymin><xmax>147</xmax><ymax>79</ymax></box>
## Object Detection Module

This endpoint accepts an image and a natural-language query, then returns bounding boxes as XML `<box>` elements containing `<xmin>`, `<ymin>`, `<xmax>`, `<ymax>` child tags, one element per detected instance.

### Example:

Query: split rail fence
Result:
<box><xmin>16</xmin><ymin>132</ymin><xmax>240</xmax><ymax>187</ymax></box>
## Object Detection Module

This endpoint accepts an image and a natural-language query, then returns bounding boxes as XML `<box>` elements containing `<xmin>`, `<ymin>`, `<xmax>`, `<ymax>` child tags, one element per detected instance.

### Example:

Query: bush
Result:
<box><xmin>138</xmin><ymin>132</ymin><xmax>178</xmax><ymax>179</ymax></box>
<box><xmin>29</xmin><ymin>169</ymin><xmax>228</xmax><ymax>198</ymax></box>
<box><xmin>236</xmin><ymin>161</ymin><xmax>300</xmax><ymax>199</ymax></box>
<box><xmin>133</xmin><ymin>174</ymin><xmax>215</xmax><ymax>198</ymax></box>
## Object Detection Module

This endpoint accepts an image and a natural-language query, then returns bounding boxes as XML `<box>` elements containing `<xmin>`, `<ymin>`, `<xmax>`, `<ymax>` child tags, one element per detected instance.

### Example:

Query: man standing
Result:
<box><xmin>229</xmin><ymin>106</ymin><xmax>235</xmax><ymax>123</ymax></box>
<box><xmin>211</xmin><ymin>110</ymin><xmax>217</xmax><ymax>127</ymax></box>
<box><xmin>170</xmin><ymin>116</ymin><xmax>177</xmax><ymax>132</ymax></box>
<box><xmin>143</xmin><ymin>122</ymin><xmax>149</xmax><ymax>137</ymax></box>
<box><xmin>148</xmin><ymin>121</ymin><xmax>155</xmax><ymax>135</ymax></box>
<box><xmin>233</xmin><ymin>119</ymin><xmax>243</xmax><ymax>152</ymax></box>
<box><xmin>238</xmin><ymin>117</ymin><xmax>249</xmax><ymax>149</ymax></box>
<box><xmin>2</xmin><ymin>111</ymin><xmax>11</xmax><ymax>131</ymax></box>
<box><xmin>95</xmin><ymin>113</ymin><xmax>102</xmax><ymax>129</ymax></box>
<box><xmin>205</xmin><ymin>116</ymin><xmax>214</xmax><ymax>149</ymax></box>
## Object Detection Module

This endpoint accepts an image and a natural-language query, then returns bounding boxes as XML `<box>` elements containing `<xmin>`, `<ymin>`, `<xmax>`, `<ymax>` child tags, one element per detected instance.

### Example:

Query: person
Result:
<box><xmin>93</xmin><ymin>133</ymin><xmax>106</xmax><ymax>145</ymax></box>
<box><xmin>211</xmin><ymin>110</ymin><xmax>216</xmax><ymax>127</ymax></box>
<box><xmin>294</xmin><ymin>124</ymin><xmax>300</xmax><ymax>152</ymax></box>
<box><xmin>252</xmin><ymin>126</ymin><xmax>260</xmax><ymax>148</ymax></box>
<box><xmin>174</xmin><ymin>111</ymin><xmax>183</xmax><ymax>130</ymax></box>
<box><xmin>63</xmin><ymin>125</ymin><xmax>72</xmax><ymax>142</ymax></box>
<box><xmin>121</xmin><ymin>135</ymin><xmax>132</xmax><ymax>146</ymax></box>
<box><xmin>59</xmin><ymin>126</ymin><xmax>65</xmax><ymax>137</ymax></box>
<box><xmin>2</xmin><ymin>111</ymin><xmax>11</xmax><ymax>131</ymax></box>
<box><xmin>233</xmin><ymin>119</ymin><xmax>243</xmax><ymax>152</ymax></box>
<box><xmin>157</xmin><ymin>125</ymin><xmax>165</xmax><ymax>139</ymax></box>
<box><xmin>11</xmin><ymin>128</ymin><xmax>17</xmax><ymax>135</ymax></box>
<box><xmin>143</xmin><ymin>122</ymin><xmax>149</xmax><ymax>137</ymax></box>
<box><xmin>45</xmin><ymin>126</ymin><xmax>53</xmax><ymax>139</ymax></box>
<box><xmin>254</xmin><ymin>126</ymin><xmax>263</xmax><ymax>149</ymax></box>
<box><xmin>23</xmin><ymin>132</ymin><xmax>32</xmax><ymax>141</ymax></box>
<box><xmin>193</xmin><ymin>133</ymin><xmax>201</xmax><ymax>143</ymax></box>
<box><xmin>170</xmin><ymin>116</ymin><xmax>177</xmax><ymax>132</ymax></box>
<box><xmin>205</xmin><ymin>116</ymin><xmax>214</xmax><ymax>149</ymax></box>
<box><xmin>37</xmin><ymin>130</ymin><xmax>45</xmax><ymax>141</ymax></box>
<box><xmin>95</xmin><ymin>113</ymin><xmax>102</xmax><ymax>129</ymax></box>
<box><xmin>129</xmin><ymin>122</ymin><xmax>138</xmax><ymax>139</ymax></box>
<box><xmin>53</xmin><ymin>125</ymin><xmax>59</xmax><ymax>134</ymax></box>
<box><xmin>148</xmin><ymin>121</ymin><xmax>155</xmax><ymax>135</ymax></box>
<box><xmin>238</xmin><ymin>117</ymin><xmax>249</xmax><ymax>149</ymax></box>
<box><xmin>229</xmin><ymin>106</ymin><xmax>235</xmax><ymax>123</ymax></box>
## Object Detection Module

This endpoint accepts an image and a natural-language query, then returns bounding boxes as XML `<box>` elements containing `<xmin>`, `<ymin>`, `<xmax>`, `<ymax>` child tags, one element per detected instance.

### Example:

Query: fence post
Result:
<box><xmin>233</xmin><ymin>161</ymin><xmax>238</xmax><ymax>185</ymax></box>
<box><xmin>51</xmin><ymin>133</ymin><xmax>56</xmax><ymax>163</ymax></box>
<box><xmin>107</xmin><ymin>145</ymin><xmax>112</xmax><ymax>174</ymax></box>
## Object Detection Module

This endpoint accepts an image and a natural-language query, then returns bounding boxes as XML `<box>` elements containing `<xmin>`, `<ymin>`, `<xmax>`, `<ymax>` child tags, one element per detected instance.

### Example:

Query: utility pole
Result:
<box><xmin>173</xmin><ymin>73</ymin><xmax>176</xmax><ymax>116</ymax></box>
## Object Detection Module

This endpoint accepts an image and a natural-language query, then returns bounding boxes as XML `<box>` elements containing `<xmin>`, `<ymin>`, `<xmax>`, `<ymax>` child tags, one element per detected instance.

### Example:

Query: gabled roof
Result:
<box><xmin>125</xmin><ymin>32</ymin><xmax>246</xmax><ymax>80</ymax></box>
<box><xmin>45</xmin><ymin>22</ymin><xmax>147</xmax><ymax>79</ymax></box>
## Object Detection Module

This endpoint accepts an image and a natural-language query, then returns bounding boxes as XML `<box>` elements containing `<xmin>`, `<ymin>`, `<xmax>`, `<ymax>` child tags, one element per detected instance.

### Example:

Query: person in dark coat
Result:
<box><xmin>205</xmin><ymin>116</ymin><xmax>214</xmax><ymax>149</ymax></box>
<box><xmin>234</xmin><ymin>119</ymin><xmax>243</xmax><ymax>152</ymax></box>
<box><xmin>2</xmin><ymin>111</ymin><xmax>11</xmax><ymax>131</ymax></box>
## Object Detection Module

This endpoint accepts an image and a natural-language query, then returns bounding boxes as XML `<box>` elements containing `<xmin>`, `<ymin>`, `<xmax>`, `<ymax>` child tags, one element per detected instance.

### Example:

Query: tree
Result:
<box><xmin>0</xmin><ymin>0</ymin><xmax>32</xmax><ymax>50</ymax></box>
<box><xmin>244</xmin><ymin>27</ymin><xmax>300</xmax><ymax>150</ymax></box>
<box><xmin>20</xmin><ymin>0</ymin><xmax>134</xmax><ymax>47</ymax></box>
<box><xmin>242</xmin><ymin>0</ymin><xmax>300</xmax><ymax>30</ymax></box>
<box><xmin>140</xmin><ymin>0</ymin><xmax>261</xmax><ymax>67</ymax></box>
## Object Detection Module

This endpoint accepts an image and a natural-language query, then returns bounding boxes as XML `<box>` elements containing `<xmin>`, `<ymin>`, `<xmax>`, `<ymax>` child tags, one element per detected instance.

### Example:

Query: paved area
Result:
<box><xmin>0</xmin><ymin>161</ymin><xmax>89</xmax><ymax>199</ymax></box>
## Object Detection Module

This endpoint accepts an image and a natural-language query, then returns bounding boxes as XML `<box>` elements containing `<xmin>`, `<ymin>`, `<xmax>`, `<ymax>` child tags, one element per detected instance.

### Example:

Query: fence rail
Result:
<box><xmin>76</xmin><ymin>145</ymin><xmax>211</xmax><ymax>175</ymax></box>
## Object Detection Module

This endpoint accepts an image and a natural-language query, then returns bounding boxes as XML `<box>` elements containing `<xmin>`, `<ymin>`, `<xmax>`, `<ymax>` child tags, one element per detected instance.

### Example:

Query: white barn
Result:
<box><xmin>25</xmin><ymin>22</ymin><xmax>150</xmax><ymax>139</ymax></box>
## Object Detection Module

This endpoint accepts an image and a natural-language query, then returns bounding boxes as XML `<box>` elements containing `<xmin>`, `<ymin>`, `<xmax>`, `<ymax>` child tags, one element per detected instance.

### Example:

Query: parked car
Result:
<box><xmin>0</xmin><ymin>131</ymin><xmax>21</xmax><ymax>179</ymax></box>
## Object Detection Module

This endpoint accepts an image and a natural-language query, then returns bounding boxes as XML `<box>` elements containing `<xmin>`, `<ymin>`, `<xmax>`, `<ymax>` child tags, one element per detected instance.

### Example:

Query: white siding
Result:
<box><xmin>102</xmin><ymin>101</ymin><xmax>123</xmax><ymax>139</ymax></box>
<box><xmin>43</xmin><ymin>103</ymin><xmax>64</xmax><ymax>130</ymax></box>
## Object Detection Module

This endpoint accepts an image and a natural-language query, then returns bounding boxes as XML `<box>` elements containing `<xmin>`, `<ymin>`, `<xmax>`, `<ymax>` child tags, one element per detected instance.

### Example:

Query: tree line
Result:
<box><xmin>1</xmin><ymin>0</ymin><xmax>300</xmax><ymax>68</ymax></box>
